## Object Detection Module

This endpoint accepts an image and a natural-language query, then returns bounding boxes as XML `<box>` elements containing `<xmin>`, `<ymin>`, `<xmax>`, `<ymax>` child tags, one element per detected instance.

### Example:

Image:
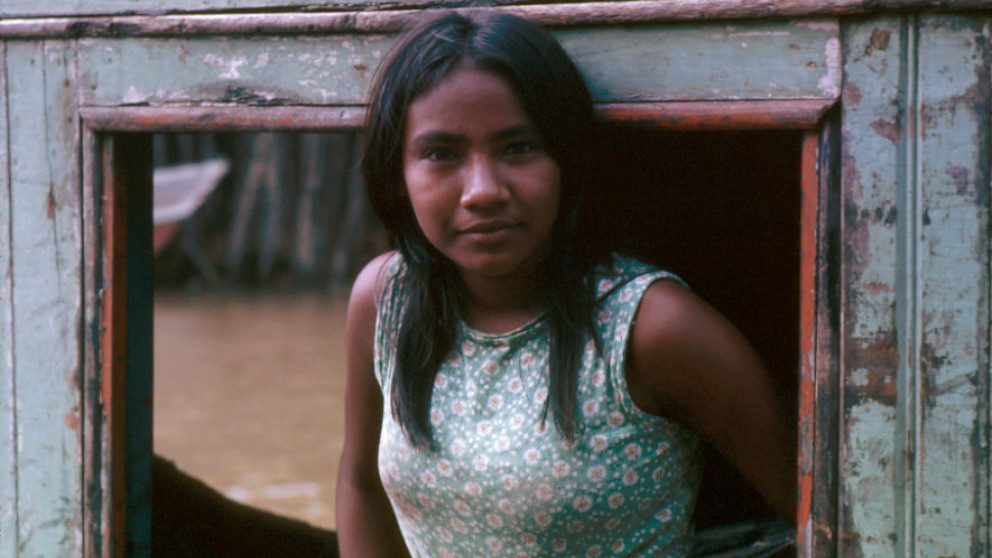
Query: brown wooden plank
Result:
<box><xmin>2</xmin><ymin>1</ymin><xmax>992</xmax><ymax>37</ymax></box>
<box><xmin>80</xmin><ymin>100</ymin><xmax>835</xmax><ymax>133</ymax></box>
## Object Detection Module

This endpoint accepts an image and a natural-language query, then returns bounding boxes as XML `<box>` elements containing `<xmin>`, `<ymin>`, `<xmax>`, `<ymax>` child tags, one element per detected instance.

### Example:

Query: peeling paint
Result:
<box><xmin>818</xmin><ymin>37</ymin><xmax>841</xmax><ymax>97</ymax></box>
<box><xmin>202</xmin><ymin>53</ymin><xmax>247</xmax><ymax>79</ymax></box>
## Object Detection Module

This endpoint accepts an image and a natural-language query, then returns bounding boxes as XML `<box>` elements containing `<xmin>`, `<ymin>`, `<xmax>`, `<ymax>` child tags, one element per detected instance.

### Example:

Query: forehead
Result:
<box><xmin>404</xmin><ymin>65</ymin><xmax>533</xmax><ymax>140</ymax></box>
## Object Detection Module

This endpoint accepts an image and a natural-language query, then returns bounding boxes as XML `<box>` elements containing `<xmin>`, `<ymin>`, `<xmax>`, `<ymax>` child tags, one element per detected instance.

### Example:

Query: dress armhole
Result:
<box><xmin>372</xmin><ymin>253</ymin><xmax>406</xmax><ymax>390</ymax></box>
<box><xmin>607</xmin><ymin>270</ymin><xmax>689</xmax><ymax>425</ymax></box>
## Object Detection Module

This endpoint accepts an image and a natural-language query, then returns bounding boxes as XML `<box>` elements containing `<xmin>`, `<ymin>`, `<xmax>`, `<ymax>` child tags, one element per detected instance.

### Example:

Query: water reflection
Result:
<box><xmin>154</xmin><ymin>294</ymin><xmax>347</xmax><ymax>530</ymax></box>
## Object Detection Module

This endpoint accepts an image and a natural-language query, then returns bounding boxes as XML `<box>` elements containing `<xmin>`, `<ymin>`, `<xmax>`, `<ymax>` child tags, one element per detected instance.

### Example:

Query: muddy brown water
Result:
<box><xmin>154</xmin><ymin>293</ymin><xmax>348</xmax><ymax>531</ymax></box>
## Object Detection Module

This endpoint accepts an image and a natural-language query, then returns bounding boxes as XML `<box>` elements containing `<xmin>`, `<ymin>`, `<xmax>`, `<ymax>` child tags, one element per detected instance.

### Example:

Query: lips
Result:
<box><xmin>459</xmin><ymin>220</ymin><xmax>517</xmax><ymax>235</ymax></box>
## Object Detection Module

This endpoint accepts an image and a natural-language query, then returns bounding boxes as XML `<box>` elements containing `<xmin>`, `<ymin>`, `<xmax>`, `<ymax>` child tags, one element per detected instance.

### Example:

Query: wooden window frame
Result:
<box><xmin>81</xmin><ymin>99</ymin><xmax>837</xmax><ymax>558</ymax></box>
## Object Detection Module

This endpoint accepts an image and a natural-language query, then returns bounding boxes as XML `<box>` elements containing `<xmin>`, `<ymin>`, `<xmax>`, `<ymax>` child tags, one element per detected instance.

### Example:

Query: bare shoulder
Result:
<box><xmin>348</xmin><ymin>252</ymin><xmax>398</xmax><ymax>315</ymax></box>
<box><xmin>627</xmin><ymin>278</ymin><xmax>767</xmax><ymax>424</ymax></box>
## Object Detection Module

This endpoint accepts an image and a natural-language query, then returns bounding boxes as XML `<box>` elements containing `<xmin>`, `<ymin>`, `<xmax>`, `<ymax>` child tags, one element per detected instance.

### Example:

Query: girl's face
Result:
<box><xmin>402</xmin><ymin>64</ymin><xmax>561</xmax><ymax>285</ymax></box>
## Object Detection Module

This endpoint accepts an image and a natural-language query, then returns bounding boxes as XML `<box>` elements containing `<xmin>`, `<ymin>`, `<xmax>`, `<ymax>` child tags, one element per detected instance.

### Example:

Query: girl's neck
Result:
<box><xmin>457</xmin><ymin>269</ymin><xmax>549</xmax><ymax>334</ymax></box>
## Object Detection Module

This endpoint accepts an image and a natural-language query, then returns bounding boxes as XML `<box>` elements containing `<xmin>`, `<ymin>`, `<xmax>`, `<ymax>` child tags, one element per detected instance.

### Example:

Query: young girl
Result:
<box><xmin>336</xmin><ymin>12</ymin><xmax>795</xmax><ymax>557</ymax></box>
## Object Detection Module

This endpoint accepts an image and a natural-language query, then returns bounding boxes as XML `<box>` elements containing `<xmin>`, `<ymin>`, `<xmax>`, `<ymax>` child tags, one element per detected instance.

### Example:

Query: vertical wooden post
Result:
<box><xmin>99</xmin><ymin>133</ymin><xmax>154</xmax><ymax>558</ymax></box>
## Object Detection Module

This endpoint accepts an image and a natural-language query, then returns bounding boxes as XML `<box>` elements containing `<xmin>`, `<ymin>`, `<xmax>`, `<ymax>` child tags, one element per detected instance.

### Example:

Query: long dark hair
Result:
<box><xmin>362</xmin><ymin>11</ymin><xmax>603</xmax><ymax>449</ymax></box>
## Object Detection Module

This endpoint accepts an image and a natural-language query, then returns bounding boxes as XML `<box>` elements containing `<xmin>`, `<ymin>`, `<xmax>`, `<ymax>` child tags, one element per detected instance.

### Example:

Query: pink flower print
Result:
<box><xmin>398</xmin><ymin>446</ymin><xmax>411</xmax><ymax>460</ymax></box>
<box><xmin>525</xmin><ymin>448</ymin><xmax>540</xmax><ymax>465</ymax></box>
<box><xmin>486</xmin><ymin>537</ymin><xmax>503</xmax><ymax>551</ymax></box>
<box><xmin>511</xmin><ymin>414</ymin><xmax>525</xmax><ymax>428</ymax></box>
<box><xmin>473</xmin><ymin>454</ymin><xmax>488</xmax><ymax>471</ymax></box>
<box><xmin>508</xmin><ymin>378</ymin><xmax>523</xmax><ymax>393</ymax></box>
<box><xmin>453</xmin><ymin>499</ymin><xmax>472</xmax><ymax>516</ymax></box>
<box><xmin>452</xmin><ymin>400</ymin><xmax>467</xmax><ymax>416</ymax></box>
<box><xmin>521</xmin><ymin>533</ymin><xmax>537</xmax><ymax>546</ymax></box>
<box><xmin>499</xmin><ymin>499</ymin><xmax>516</xmax><ymax>514</ymax></box>
<box><xmin>624</xmin><ymin>443</ymin><xmax>643</xmax><ymax>460</ymax></box>
<box><xmin>551</xmin><ymin>460</ymin><xmax>571</xmax><ymax>478</ymax></box>
<box><xmin>375</xmin><ymin>346</ymin><xmax>383</xmax><ymax>360</ymax></box>
<box><xmin>534</xmin><ymin>421</ymin><xmax>549</xmax><ymax>436</ymax></box>
<box><xmin>439</xmin><ymin>527</ymin><xmax>453</xmax><ymax>543</ymax></box>
<box><xmin>611</xmin><ymin>540</ymin><xmax>626</xmax><ymax>553</ymax></box>
<box><xmin>437</xmin><ymin>459</ymin><xmax>453</xmax><ymax>477</ymax></box>
<box><xmin>446</xmin><ymin>352</ymin><xmax>461</xmax><ymax>366</ymax></box>
<box><xmin>417</xmin><ymin>493</ymin><xmax>432</xmax><ymax>508</ymax></box>
<box><xmin>534</xmin><ymin>511</ymin><xmax>552</xmax><ymax>527</ymax></box>
<box><xmin>591</xmin><ymin>370</ymin><xmax>605</xmax><ymax>386</ymax></box>
<box><xmin>488</xmin><ymin>394</ymin><xmax>504</xmax><ymax>410</ymax></box>
<box><xmin>462</xmin><ymin>340</ymin><xmax>476</xmax><ymax>356</ymax></box>
<box><xmin>582</xmin><ymin>399</ymin><xmax>598</xmax><ymax>417</ymax></box>
<box><xmin>567</xmin><ymin>520</ymin><xmax>584</xmax><ymax>533</ymax></box>
<box><xmin>605</xmin><ymin>518</ymin><xmax>621</xmax><ymax>530</ymax></box>
<box><xmin>623</xmin><ymin>470</ymin><xmax>639</xmax><ymax>485</ymax></box>
<box><xmin>615</xmin><ymin>324</ymin><xmax>628</xmax><ymax>342</ymax></box>
<box><xmin>585</xmin><ymin>339</ymin><xmax>596</xmax><ymax>354</ymax></box>
<box><xmin>590</xmin><ymin>434</ymin><xmax>608</xmax><ymax>452</ymax></box>
<box><xmin>596</xmin><ymin>278</ymin><xmax>612</xmax><ymax>294</ymax></box>
<box><xmin>430</xmin><ymin>409</ymin><xmax>444</xmax><ymax>426</ymax></box>
<box><xmin>496</xmin><ymin>436</ymin><xmax>511</xmax><ymax>451</ymax></box>
<box><xmin>388</xmin><ymin>464</ymin><xmax>400</xmax><ymax>479</ymax></box>
<box><xmin>573</xmin><ymin>496</ymin><xmax>593</xmax><ymax>512</ymax></box>
<box><xmin>586</xmin><ymin>545</ymin><xmax>603</xmax><ymax>557</ymax></box>
<box><xmin>534</xmin><ymin>386</ymin><xmax>548</xmax><ymax>404</ymax></box>
<box><xmin>656</xmin><ymin>442</ymin><xmax>671</xmax><ymax>455</ymax></box>
<box><xmin>477</xmin><ymin>421</ymin><xmax>493</xmax><ymax>436</ymax></box>
<box><xmin>597</xmin><ymin>309</ymin><xmax>610</xmax><ymax>325</ymax></box>
<box><xmin>465</xmin><ymin>380</ymin><xmax>477</xmax><ymax>396</ymax></box>
<box><xmin>483</xmin><ymin>359</ymin><xmax>499</xmax><ymax>375</ymax></box>
<box><xmin>520</xmin><ymin>352</ymin><xmax>534</xmax><ymax>368</ymax></box>
<box><xmin>563</xmin><ymin>438</ymin><xmax>579</xmax><ymax>450</ymax></box>
<box><xmin>536</xmin><ymin>483</ymin><xmax>553</xmax><ymax>501</ymax></box>
<box><xmin>435</xmin><ymin>372</ymin><xmax>448</xmax><ymax>388</ymax></box>
<box><xmin>486</xmin><ymin>514</ymin><xmax>504</xmax><ymax>528</ymax></box>
<box><xmin>619</xmin><ymin>287</ymin><xmax>633</xmax><ymax>302</ymax></box>
<box><xmin>496</xmin><ymin>338</ymin><xmax>510</xmax><ymax>349</ymax></box>
<box><xmin>608</xmin><ymin>411</ymin><xmax>625</xmax><ymax>427</ymax></box>
<box><xmin>656</xmin><ymin>507</ymin><xmax>673</xmax><ymax>522</ymax></box>
<box><xmin>652</xmin><ymin>467</ymin><xmax>665</xmax><ymax>483</ymax></box>
<box><xmin>450</xmin><ymin>440</ymin><xmax>466</xmax><ymax>456</ymax></box>
<box><xmin>587</xmin><ymin>465</ymin><xmax>607</xmax><ymax>482</ymax></box>
<box><xmin>451</xmin><ymin>517</ymin><xmax>467</xmax><ymax>533</ymax></box>
<box><xmin>608</xmin><ymin>492</ymin><xmax>624</xmax><ymax>509</ymax></box>
<box><xmin>420</xmin><ymin>471</ymin><xmax>437</xmax><ymax>488</ymax></box>
<box><xmin>502</xmin><ymin>474</ymin><xmax>519</xmax><ymax>491</ymax></box>
<box><xmin>440</xmin><ymin>549</ymin><xmax>453</xmax><ymax>558</ymax></box>
<box><xmin>465</xmin><ymin>481</ymin><xmax>482</xmax><ymax>497</ymax></box>
<box><xmin>552</xmin><ymin>539</ymin><xmax>567</xmax><ymax>552</ymax></box>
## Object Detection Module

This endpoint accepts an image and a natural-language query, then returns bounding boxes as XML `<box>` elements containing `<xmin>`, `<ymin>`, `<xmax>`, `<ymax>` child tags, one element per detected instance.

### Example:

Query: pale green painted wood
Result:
<box><xmin>915</xmin><ymin>14</ymin><xmax>990</xmax><ymax>556</ymax></box>
<box><xmin>6</xmin><ymin>39</ymin><xmax>82</xmax><ymax>557</ymax></box>
<box><xmin>0</xmin><ymin>39</ymin><xmax>19</xmax><ymax>558</ymax></box>
<box><xmin>76</xmin><ymin>34</ymin><xmax>391</xmax><ymax>106</ymax></box>
<box><xmin>557</xmin><ymin>20</ymin><xmax>839</xmax><ymax>101</ymax></box>
<box><xmin>75</xmin><ymin>21</ymin><xmax>836</xmax><ymax>108</ymax></box>
<box><xmin>838</xmin><ymin>16</ymin><xmax>905</xmax><ymax>557</ymax></box>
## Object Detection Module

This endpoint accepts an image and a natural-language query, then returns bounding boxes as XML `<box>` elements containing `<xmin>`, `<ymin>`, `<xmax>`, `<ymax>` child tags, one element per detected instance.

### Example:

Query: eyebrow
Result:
<box><xmin>408</xmin><ymin>124</ymin><xmax>540</xmax><ymax>148</ymax></box>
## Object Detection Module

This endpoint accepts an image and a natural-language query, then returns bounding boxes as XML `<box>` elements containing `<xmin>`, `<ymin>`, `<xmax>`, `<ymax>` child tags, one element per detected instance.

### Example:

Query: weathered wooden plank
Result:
<box><xmin>76</xmin><ymin>35</ymin><xmax>392</xmax><ymax>107</ymax></box>
<box><xmin>557</xmin><ymin>20</ymin><xmax>839</xmax><ymax>101</ymax></box>
<box><xmin>0</xmin><ymin>39</ymin><xmax>19</xmax><ymax>558</ymax></box>
<box><xmin>838</xmin><ymin>16</ymin><xmax>906</xmax><ymax>557</ymax></box>
<box><xmin>2</xmin><ymin>0</ymin><xmax>992</xmax><ymax>29</ymax></box>
<box><xmin>6</xmin><ymin>39</ymin><xmax>82</xmax><ymax>557</ymax></box>
<box><xmin>915</xmin><ymin>14</ymin><xmax>990</xmax><ymax>557</ymax></box>
<box><xmin>75</xmin><ymin>21</ymin><xmax>837</xmax><ymax>108</ymax></box>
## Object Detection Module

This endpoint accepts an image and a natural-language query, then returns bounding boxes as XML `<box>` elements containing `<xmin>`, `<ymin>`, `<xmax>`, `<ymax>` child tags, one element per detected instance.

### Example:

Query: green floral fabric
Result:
<box><xmin>374</xmin><ymin>254</ymin><xmax>701</xmax><ymax>557</ymax></box>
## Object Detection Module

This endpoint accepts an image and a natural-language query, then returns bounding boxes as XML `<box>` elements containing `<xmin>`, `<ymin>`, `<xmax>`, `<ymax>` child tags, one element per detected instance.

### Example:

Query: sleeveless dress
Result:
<box><xmin>374</xmin><ymin>254</ymin><xmax>702</xmax><ymax>558</ymax></box>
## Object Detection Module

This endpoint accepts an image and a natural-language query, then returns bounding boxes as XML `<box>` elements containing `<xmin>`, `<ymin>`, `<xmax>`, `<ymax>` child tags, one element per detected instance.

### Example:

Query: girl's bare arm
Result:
<box><xmin>336</xmin><ymin>253</ymin><xmax>412</xmax><ymax>557</ymax></box>
<box><xmin>626</xmin><ymin>279</ymin><xmax>797</xmax><ymax>524</ymax></box>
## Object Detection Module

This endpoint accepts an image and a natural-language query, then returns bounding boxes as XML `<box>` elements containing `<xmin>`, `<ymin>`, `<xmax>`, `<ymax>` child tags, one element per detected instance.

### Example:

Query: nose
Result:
<box><xmin>460</xmin><ymin>154</ymin><xmax>509</xmax><ymax>209</ymax></box>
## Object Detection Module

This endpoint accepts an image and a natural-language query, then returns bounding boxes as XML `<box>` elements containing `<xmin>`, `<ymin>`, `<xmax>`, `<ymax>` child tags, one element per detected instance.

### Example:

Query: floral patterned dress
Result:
<box><xmin>374</xmin><ymin>254</ymin><xmax>702</xmax><ymax>558</ymax></box>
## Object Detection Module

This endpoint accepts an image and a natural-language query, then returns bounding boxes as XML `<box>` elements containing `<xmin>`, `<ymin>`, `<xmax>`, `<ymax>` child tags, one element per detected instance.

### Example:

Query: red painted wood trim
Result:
<box><xmin>797</xmin><ymin>131</ymin><xmax>819</xmax><ymax>555</ymax></box>
<box><xmin>597</xmin><ymin>99</ymin><xmax>835</xmax><ymax>130</ymax></box>
<box><xmin>99</xmin><ymin>135</ymin><xmax>129</xmax><ymax>558</ymax></box>
<box><xmin>79</xmin><ymin>100</ymin><xmax>835</xmax><ymax>132</ymax></box>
